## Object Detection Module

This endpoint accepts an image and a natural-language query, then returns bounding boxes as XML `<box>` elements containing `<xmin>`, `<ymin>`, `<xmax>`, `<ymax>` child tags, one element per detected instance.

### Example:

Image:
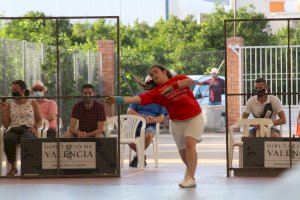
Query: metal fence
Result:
<box><xmin>241</xmin><ymin>45</ymin><xmax>300</xmax><ymax>106</ymax></box>
<box><xmin>0</xmin><ymin>38</ymin><xmax>100</xmax><ymax>96</ymax></box>
<box><xmin>121</xmin><ymin>50</ymin><xmax>225</xmax><ymax>96</ymax></box>
<box><xmin>0</xmin><ymin>16</ymin><xmax>120</xmax><ymax>178</ymax></box>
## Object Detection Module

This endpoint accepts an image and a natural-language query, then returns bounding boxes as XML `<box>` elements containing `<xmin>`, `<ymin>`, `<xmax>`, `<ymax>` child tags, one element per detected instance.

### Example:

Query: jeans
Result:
<box><xmin>4</xmin><ymin>125</ymin><xmax>36</xmax><ymax>164</ymax></box>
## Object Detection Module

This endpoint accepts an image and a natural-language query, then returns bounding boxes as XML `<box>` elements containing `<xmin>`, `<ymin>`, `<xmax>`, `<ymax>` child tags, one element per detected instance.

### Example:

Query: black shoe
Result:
<box><xmin>129</xmin><ymin>155</ymin><xmax>147</xmax><ymax>167</ymax></box>
<box><xmin>129</xmin><ymin>155</ymin><xmax>138</xmax><ymax>167</ymax></box>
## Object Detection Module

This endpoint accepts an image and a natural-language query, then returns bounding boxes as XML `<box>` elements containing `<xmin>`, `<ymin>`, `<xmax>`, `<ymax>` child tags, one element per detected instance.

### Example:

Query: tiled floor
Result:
<box><xmin>0</xmin><ymin>133</ymin><xmax>289</xmax><ymax>200</ymax></box>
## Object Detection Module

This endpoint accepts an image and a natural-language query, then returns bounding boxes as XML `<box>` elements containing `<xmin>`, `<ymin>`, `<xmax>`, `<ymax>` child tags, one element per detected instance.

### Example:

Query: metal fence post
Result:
<box><xmin>88</xmin><ymin>50</ymin><xmax>90</xmax><ymax>83</ymax></box>
<box><xmin>73</xmin><ymin>53</ymin><xmax>77</xmax><ymax>92</ymax></box>
<box><xmin>2</xmin><ymin>38</ymin><xmax>6</xmax><ymax>95</ymax></box>
<box><xmin>22</xmin><ymin>40</ymin><xmax>26</xmax><ymax>82</ymax></box>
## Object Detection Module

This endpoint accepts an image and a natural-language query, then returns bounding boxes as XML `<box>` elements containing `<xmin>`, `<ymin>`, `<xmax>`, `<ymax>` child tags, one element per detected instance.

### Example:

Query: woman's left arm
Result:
<box><xmin>161</xmin><ymin>77</ymin><xmax>195</xmax><ymax>96</ymax></box>
<box><xmin>177</xmin><ymin>77</ymin><xmax>196</xmax><ymax>89</ymax></box>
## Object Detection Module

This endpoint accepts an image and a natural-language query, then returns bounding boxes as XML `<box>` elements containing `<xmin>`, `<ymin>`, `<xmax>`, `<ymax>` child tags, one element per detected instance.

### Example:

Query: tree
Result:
<box><xmin>197</xmin><ymin>4</ymin><xmax>275</xmax><ymax>50</ymax></box>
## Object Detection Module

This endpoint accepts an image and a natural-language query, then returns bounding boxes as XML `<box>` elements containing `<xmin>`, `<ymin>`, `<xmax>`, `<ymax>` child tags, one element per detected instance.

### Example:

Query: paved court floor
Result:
<box><xmin>0</xmin><ymin>133</ymin><xmax>289</xmax><ymax>200</ymax></box>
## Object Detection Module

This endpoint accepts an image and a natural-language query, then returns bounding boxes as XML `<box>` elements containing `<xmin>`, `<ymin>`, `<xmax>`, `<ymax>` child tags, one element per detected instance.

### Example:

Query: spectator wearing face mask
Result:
<box><xmin>63</xmin><ymin>84</ymin><xmax>106</xmax><ymax>138</ymax></box>
<box><xmin>195</xmin><ymin>68</ymin><xmax>225</xmax><ymax>105</ymax></box>
<box><xmin>0</xmin><ymin>80</ymin><xmax>42</xmax><ymax>176</ymax></box>
<box><xmin>31</xmin><ymin>80</ymin><xmax>58</xmax><ymax>138</ymax></box>
<box><xmin>242</xmin><ymin>77</ymin><xmax>286</xmax><ymax>137</ymax></box>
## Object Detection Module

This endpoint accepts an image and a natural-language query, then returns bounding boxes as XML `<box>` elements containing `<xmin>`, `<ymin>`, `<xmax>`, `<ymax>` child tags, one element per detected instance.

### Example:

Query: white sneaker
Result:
<box><xmin>179</xmin><ymin>177</ymin><xmax>196</xmax><ymax>188</ymax></box>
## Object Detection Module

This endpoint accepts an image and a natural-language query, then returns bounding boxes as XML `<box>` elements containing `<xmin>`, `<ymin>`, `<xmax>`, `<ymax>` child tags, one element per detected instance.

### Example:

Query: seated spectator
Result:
<box><xmin>242</xmin><ymin>77</ymin><xmax>286</xmax><ymax>137</ymax></box>
<box><xmin>64</xmin><ymin>84</ymin><xmax>106</xmax><ymax>138</ymax></box>
<box><xmin>31</xmin><ymin>80</ymin><xmax>58</xmax><ymax>138</ymax></box>
<box><xmin>127</xmin><ymin>75</ymin><xmax>167</xmax><ymax>167</ymax></box>
<box><xmin>0</xmin><ymin>80</ymin><xmax>42</xmax><ymax>176</ymax></box>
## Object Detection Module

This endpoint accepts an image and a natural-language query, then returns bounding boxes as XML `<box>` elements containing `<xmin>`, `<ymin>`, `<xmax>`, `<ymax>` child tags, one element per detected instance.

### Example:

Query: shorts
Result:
<box><xmin>170</xmin><ymin>113</ymin><xmax>204</xmax><ymax>150</ymax></box>
<box><xmin>136</xmin><ymin>122</ymin><xmax>156</xmax><ymax>137</ymax></box>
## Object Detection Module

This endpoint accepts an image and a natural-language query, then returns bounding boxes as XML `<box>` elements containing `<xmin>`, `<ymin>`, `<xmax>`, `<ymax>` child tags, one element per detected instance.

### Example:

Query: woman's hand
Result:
<box><xmin>103</xmin><ymin>96</ymin><xmax>124</xmax><ymax>105</ymax></box>
<box><xmin>103</xmin><ymin>96</ymin><xmax>115</xmax><ymax>105</ymax></box>
<box><xmin>30</xmin><ymin>127</ymin><xmax>38</xmax><ymax>137</ymax></box>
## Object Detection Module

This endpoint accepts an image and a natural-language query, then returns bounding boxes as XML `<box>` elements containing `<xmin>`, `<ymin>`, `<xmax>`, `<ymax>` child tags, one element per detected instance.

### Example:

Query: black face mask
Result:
<box><xmin>255</xmin><ymin>89</ymin><xmax>266</xmax><ymax>97</ymax></box>
<box><xmin>11</xmin><ymin>91</ymin><xmax>21</xmax><ymax>97</ymax></box>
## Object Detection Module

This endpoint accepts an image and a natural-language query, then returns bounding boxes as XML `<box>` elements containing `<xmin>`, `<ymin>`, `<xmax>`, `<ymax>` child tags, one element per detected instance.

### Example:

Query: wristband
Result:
<box><xmin>171</xmin><ymin>82</ymin><xmax>179</xmax><ymax>90</ymax></box>
<box><xmin>115</xmin><ymin>96</ymin><xmax>124</xmax><ymax>105</ymax></box>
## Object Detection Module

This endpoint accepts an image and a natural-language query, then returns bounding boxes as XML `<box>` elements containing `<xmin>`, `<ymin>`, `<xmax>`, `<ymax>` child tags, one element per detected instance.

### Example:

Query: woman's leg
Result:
<box><xmin>179</xmin><ymin>149</ymin><xmax>187</xmax><ymax>166</ymax></box>
<box><xmin>4</xmin><ymin>129</ymin><xmax>19</xmax><ymax>173</ymax></box>
<box><xmin>184</xmin><ymin>136</ymin><xmax>198</xmax><ymax>179</ymax></box>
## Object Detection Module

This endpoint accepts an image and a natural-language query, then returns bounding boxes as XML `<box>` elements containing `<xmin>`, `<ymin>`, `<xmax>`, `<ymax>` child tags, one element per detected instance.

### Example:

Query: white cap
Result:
<box><xmin>31</xmin><ymin>80</ymin><xmax>47</xmax><ymax>92</ymax></box>
<box><xmin>170</xmin><ymin>70</ymin><xmax>177</xmax><ymax>76</ymax></box>
<box><xmin>144</xmin><ymin>75</ymin><xmax>152</xmax><ymax>83</ymax></box>
<box><xmin>210</xmin><ymin>68</ymin><xmax>219</xmax><ymax>74</ymax></box>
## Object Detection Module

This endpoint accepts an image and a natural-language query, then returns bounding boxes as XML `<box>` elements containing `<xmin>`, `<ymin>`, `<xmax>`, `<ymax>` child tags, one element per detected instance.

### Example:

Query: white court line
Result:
<box><xmin>159</xmin><ymin>143</ymin><xmax>226</xmax><ymax>147</ymax></box>
<box><xmin>157</xmin><ymin>150</ymin><xmax>227</xmax><ymax>153</ymax></box>
<box><xmin>123</xmin><ymin>159</ymin><xmax>238</xmax><ymax>165</ymax></box>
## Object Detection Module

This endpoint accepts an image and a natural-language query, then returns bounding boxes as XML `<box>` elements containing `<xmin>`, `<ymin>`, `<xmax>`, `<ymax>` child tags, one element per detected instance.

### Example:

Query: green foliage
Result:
<box><xmin>0</xmin><ymin>5</ymin><xmax>276</xmax><ymax>99</ymax></box>
<box><xmin>198</xmin><ymin>4</ymin><xmax>275</xmax><ymax>49</ymax></box>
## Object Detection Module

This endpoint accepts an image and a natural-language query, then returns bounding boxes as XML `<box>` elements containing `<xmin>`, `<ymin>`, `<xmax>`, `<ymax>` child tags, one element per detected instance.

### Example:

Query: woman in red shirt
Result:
<box><xmin>106</xmin><ymin>64</ymin><xmax>204</xmax><ymax>188</ymax></box>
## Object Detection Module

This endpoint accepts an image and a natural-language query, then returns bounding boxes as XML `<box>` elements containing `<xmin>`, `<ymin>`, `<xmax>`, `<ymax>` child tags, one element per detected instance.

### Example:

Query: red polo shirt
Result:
<box><xmin>71</xmin><ymin>101</ymin><xmax>106</xmax><ymax>132</ymax></box>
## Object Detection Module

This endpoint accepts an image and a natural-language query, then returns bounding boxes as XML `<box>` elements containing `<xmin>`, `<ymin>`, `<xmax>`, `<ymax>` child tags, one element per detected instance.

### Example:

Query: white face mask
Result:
<box><xmin>33</xmin><ymin>91</ymin><xmax>44</xmax><ymax>97</ymax></box>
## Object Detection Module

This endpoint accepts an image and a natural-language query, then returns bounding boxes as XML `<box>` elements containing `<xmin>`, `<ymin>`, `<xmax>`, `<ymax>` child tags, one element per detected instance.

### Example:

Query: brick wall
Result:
<box><xmin>97</xmin><ymin>40</ymin><xmax>115</xmax><ymax>117</ymax></box>
<box><xmin>226</xmin><ymin>37</ymin><xmax>244</xmax><ymax>125</ymax></box>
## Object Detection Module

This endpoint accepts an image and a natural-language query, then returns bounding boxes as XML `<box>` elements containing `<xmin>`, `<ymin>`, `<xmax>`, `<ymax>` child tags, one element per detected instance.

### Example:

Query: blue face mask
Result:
<box><xmin>33</xmin><ymin>91</ymin><xmax>44</xmax><ymax>97</ymax></box>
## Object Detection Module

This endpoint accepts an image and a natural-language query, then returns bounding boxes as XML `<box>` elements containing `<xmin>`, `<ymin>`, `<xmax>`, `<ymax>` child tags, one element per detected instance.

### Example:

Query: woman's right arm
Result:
<box><xmin>1</xmin><ymin>103</ymin><xmax>11</xmax><ymax>128</ymax></box>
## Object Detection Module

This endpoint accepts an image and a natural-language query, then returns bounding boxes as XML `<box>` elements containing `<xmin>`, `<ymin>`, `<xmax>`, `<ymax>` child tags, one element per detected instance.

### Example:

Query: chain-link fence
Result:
<box><xmin>0</xmin><ymin>16</ymin><xmax>120</xmax><ymax>178</ymax></box>
<box><xmin>0</xmin><ymin>38</ymin><xmax>102</xmax><ymax>130</ymax></box>
<box><xmin>0</xmin><ymin>38</ymin><xmax>100</xmax><ymax>96</ymax></box>
<box><xmin>121</xmin><ymin>50</ymin><xmax>225</xmax><ymax>96</ymax></box>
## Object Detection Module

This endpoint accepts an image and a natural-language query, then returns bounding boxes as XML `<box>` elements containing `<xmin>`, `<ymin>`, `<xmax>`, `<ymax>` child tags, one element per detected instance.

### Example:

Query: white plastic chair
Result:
<box><xmin>107</xmin><ymin>114</ymin><xmax>146</xmax><ymax>169</ymax></box>
<box><xmin>58</xmin><ymin>117</ymin><xmax>63</xmax><ymax>137</ymax></box>
<box><xmin>37</xmin><ymin>118</ymin><xmax>49</xmax><ymax>138</ymax></box>
<box><xmin>128</xmin><ymin>122</ymin><xmax>160</xmax><ymax>168</ymax></box>
<box><xmin>228</xmin><ymin>118</ymin><xmax>273</xmax><ymax>169</ymax></box>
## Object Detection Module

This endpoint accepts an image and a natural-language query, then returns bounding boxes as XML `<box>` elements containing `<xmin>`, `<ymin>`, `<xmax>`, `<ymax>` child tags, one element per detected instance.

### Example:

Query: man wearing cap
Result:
<box><xmin>127</xmin><ymin>75</ymin><xmax>167</xmax><ymax>167</ymax></box>
<box><xmin>31</xmin><ymin>80</ymin><xmax>58</xmax><ymax>137</ymax></box>
<box><xmin>195</xmin><ymin>68</ymin><xmax>225</xmax><ymax>105</ymax></box>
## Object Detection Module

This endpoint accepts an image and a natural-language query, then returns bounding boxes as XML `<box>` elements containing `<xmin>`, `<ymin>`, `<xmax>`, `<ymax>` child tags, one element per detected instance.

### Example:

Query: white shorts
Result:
<box><xmin>170</xmin><ymin>113</ymin><xmax>204</xmax><ymax>151</ymax></box>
